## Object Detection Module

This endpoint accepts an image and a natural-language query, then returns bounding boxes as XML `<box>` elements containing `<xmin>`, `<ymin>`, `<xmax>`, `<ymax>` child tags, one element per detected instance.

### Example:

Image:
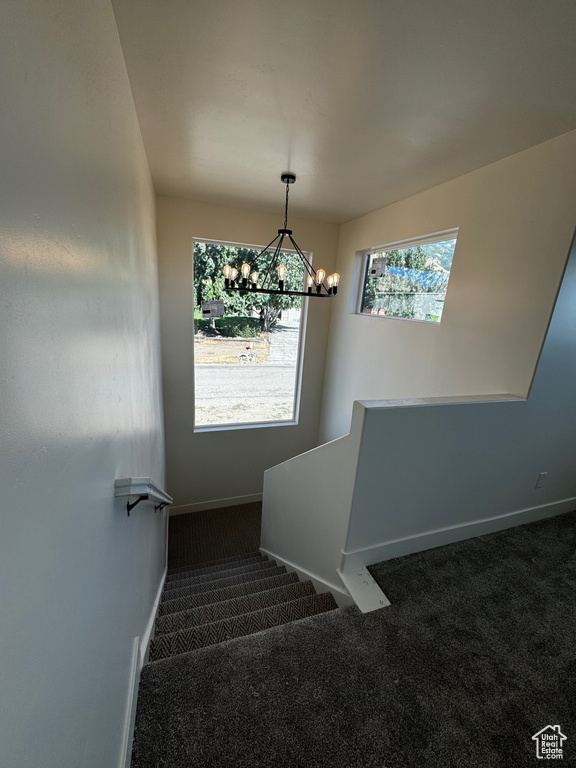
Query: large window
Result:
<box><xmin>359</xmin><ymin>231</ymin><xmax>458</xmax><ymax>322</ymax></box>
<box><xmin>193</xmin><ymin>239</ymin><xmax>307</xmax><ymax>430</ymax></box>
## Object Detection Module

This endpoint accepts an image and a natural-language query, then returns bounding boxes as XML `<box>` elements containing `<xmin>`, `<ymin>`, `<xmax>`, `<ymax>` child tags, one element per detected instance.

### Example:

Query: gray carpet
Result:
<box><xmin>132</xmin><ymin>511</ymin><xmax>576</xmax><ymax>767</ymax></box>
<box><xmin>167</xmin><ymin>501</ymin><xmax>262</xmax><ymax>568</ymax></box>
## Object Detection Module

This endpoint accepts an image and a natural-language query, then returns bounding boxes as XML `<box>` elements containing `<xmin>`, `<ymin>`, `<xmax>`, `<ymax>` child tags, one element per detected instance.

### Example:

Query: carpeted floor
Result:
<box><xmin>167</xmin><ymin>501</ymin><xmax>262</xmax><ymax>568</ymax></box>
<box><xmin>134</xmin><ymin>510</ymin><xmax>576</xmax><ymax>768</ymax></box>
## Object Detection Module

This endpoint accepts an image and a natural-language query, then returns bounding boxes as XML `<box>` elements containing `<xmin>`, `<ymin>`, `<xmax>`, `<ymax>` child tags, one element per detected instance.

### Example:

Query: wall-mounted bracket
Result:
<box><xmin>126</xmin><ymin>494</ymin><xmax>149</xmax><ymax>516</ymax></box>
<box><xmin>115</xmin><ymin>477</ymin><xmax>173</xmax><ymax>518</ymax></box>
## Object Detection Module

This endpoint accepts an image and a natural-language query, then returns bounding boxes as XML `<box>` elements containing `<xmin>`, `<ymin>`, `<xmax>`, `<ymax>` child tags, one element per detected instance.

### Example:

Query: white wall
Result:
<box><xmin>320</xmin><ymin>130</ymin><xmax>576</xmax><ymax>442</ymax></box>
<box><xmin>260</xmin><ymin>405</ymin><xmax>364</xmax><ymax>600</ymax></box>
<box><xmin>156</xmin><ymin>195</ymin><xmax>339</xmax><ymax>509</ymax></box>
<box><xmin>344</xmin><ymin>224</ymin><xmax>576</xmax><ymax>564</ymax></box>
<box><xmin>0</xmin><ymin>2</ymin><xmax>165</xmax><ymax>767</ymax></box>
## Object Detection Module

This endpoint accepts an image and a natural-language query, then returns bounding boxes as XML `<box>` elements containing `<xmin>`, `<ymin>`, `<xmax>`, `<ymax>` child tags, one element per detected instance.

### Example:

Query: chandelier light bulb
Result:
<box><xmin>251</xmin><ymin>271</ymin><xmax>259</xmax><ymax>286</ymax></box>
<box><xmin>332</xmin><ymin>273</ymin><xmax>340</xmax><ymax>286</ymax></box>
<box><xmin>241</xmin><ymin>263</ymin><xmax>251</xmax><ymax>279</ymax></box>
<box><xmin>223</xmin><ymin>265</ymin><xmax>231</xmax><ymax>278</ymax></box>
<box><xmin>277</xmin><ymin>264</ymin><xmax>287</xmax><ymax>291</ymax></box>
<box><xmin>230</xmin><ymin>268</ymin><xmax>238</xmax><ymax>283</ymax></box>
<box><xmin>327</xmin><ymin>274</ymin><xmax>334</xmax><ymax>288</ymax></box>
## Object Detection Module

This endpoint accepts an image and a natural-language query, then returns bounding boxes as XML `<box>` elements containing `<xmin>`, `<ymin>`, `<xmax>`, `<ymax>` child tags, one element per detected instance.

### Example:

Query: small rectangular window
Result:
<box><xmin>358</xmin><ymin>231</ymin><xmax>458</xmax><ymax>323</ymax></box>
<box><xmin>193</xmin><ymin>239</ymin><xmax>307</xmax><ymax>431</ymax></box>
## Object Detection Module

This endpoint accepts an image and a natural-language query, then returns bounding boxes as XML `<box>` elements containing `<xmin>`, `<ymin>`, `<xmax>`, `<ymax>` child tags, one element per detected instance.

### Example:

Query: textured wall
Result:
<box><xmin>156</xmin><ymin>195</ymin><xmax>339</xmax><ymax>509</ymax></box>
<box><xmin>319</xmin><ymin>130</ymin><xmax>576</xmax><ymax>442</ymax></box>
<box><xmin>0</xmin><ymin>2</ymin><xmax>165</xmax><ymax>766</ymax></box>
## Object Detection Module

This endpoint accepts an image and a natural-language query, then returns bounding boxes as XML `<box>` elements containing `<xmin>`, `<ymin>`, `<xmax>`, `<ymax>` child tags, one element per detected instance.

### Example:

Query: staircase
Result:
<box><xmin>147</xmin><ymin>551</ymin><xmax>338</xmax><ymax>663</ymax></box>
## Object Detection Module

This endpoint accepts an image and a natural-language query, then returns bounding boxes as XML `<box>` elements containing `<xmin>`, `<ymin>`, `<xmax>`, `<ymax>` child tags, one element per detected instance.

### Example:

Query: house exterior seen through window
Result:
<box><xmin>193</xmin><ymin>239</ymin><xmax>306</xmax><ymax>430</ymax></box>
<box><xmin>359</xmin><ymin>231</ymin><xmax>458</xmax><ymax>322</ymax></box>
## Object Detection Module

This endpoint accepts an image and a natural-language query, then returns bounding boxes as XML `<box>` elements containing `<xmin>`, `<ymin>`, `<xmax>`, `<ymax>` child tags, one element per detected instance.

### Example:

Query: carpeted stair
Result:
<box><xmin>148</xmin><ymin>551</ymin><xmax>338</xmax><ymax>663</ymax></box>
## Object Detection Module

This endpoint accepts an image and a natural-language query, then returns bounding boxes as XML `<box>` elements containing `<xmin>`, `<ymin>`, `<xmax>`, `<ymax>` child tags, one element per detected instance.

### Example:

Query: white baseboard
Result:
<box><xmin>340</xmin><ymin>496</ymin><xmax>576</xmax><ymax>573</ymax></box>
<box><xmin>139</xmin><ymin>565</ymin><xmax>167</xmax><ymax>667</ymax></box>
<box><xmin>119</xmin><ymin>636</ymin><xmax>140</xmax><ymax>768</ymax></box>
<box><xmin>119</xmin><ymin>565</ymin><xmax>167</xmax><ymax>768</ymax></box>
<box><xmin>169</xmin><ymin>493</ymin><xmax>263</xmax><ymax>516</ymax></box>
<box><xmin>259</xmin><ymin>546</ymin><xmax>354</xmax><ymax>608</ymax></box>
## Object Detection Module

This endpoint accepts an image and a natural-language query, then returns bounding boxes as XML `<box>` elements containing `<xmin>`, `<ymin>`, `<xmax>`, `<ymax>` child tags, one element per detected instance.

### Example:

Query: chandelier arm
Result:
<box><xmin>260</xmin><ymin>237</ymin><xmax>284</xmax><ymax>289</ymax></box>
<box><xmin>247</xmin><ymin>233</ymin><xmax>281</xmax><ymax>272</ymax></box>
<box><xmin>288</xmin><ymin>235</ymin><xmax>316</xmax><ymax>277</ymax></box>
<box><xmin>269</xmin><ymin>234</ymin><xmax>287</xmax><ymax>286</ymax></box>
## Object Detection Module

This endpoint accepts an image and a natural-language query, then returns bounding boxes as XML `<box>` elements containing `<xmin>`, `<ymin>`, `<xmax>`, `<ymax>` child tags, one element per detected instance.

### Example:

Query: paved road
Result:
<box><xmin>195</xmin><ymin>364</ymin><xmax>298</xmax><ymax>400</ymax></box>
<box><xmin>195</xmin><ymin>322</ymin><xmax>301</xmax><ymax>426</ymax></box>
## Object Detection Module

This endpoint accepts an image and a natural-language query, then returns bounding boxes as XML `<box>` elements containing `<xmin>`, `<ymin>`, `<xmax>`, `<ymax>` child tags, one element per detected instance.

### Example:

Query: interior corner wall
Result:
<box><xmin>155</xmin><ymin>195</ymin><xmax>339</xmax><ymax>509</ymax></box>
<box><xmin>319</xmin><ymin>130</ymin><xmax>576</xmax><ymax>442</ymax></box>
<box><xmin>0</xmin><ymin>2</ymin><xmax>165</xmax><ymax>767</ymax></box>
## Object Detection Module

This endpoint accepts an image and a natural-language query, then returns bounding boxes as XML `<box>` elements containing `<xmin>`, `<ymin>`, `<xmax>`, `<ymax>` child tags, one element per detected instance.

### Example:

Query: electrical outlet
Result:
<box><xmin>535</xmin><ymin>472</ymin><xmax>548</xmax><ymax>489</ymax></box>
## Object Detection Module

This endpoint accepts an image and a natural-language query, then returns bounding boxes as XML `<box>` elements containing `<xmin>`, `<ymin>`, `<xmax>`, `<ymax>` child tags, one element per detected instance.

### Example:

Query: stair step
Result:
<box><xmin>155</xmin><ymin>580</ymin><xmax>317</xmax><ymax>636</ymax></box>
<box><xmin>165</xmin><ymin>555</ymin><xmax>268</xmax><ymax>583</ymax></box>
<box><xmin>167</xmin><ymin>551</ymin><xmax>262</xmax><ymax>575</ymax></box>
<box><xmin>160</xmin><ymin>565</ymin><xmax>287</xmax><ymax>602</ymax></box>
<box><xmin>158</xmin><ymin>572</ymin><xmax>300</xmax><ymax>616</ymax></box>
<box><xmin>149</xmin><ymin>593</ymin><xmax>339</xmax><ymax>662</ymax></box>
<box><xmin>162</xmin><ymin>560</ymin><xmax>276</xmax><ymax>595</ymax></box>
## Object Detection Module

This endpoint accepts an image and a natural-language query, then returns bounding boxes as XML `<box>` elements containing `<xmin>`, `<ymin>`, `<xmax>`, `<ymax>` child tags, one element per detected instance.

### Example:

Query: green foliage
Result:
<box><xmin>193</xmin><ymin>241</ymin><xmax>304</xmax><ymax>331</ymax></box>
<box><xmin>218</xmin><ymin>324</ymin><xmax>260</xmax><ymax>338</ymax></box>
<box><xmin>217</xmin><ymin>317</ymin><xmax>262</xmax><ymax>337</ymax></box>
<box><xmin>385</xmin><ymin>249</ymin><xmax>404</xmax><ymax>267</ymax></box>
<box><xmin>194</xmin><ymin>315</ymin><xmax>265</xmax><ymax>338</ymax></box>
<box><xmin>404</xmin><ymin>246</ymin><xmax>427</xmax><ymax>270</ymax></box>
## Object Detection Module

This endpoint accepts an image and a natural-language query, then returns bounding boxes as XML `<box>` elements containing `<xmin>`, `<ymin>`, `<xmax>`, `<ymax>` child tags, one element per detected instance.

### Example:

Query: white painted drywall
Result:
<box><xmin>319</xmin><ymin>130</ymin><xmax>576</xmax><ymax>442</ymax></box>
<box><xmin>261</xmin><ymin>402</ymin><xmax>365</xmax><ymax>595</ymax></box>
<box><xmin>0</xmin><ymin>2</ymin><xmax>165</xmax><ymax>767</ymax></box>
<box><xmin>344</xmin><ymin>224</ymin><xmax>576</xmax><ymax>561</ymax></box>
<box><xmin>156</xmin><ymin>195</ymin><xmax>339</xmax><ymax>508</ymax></box>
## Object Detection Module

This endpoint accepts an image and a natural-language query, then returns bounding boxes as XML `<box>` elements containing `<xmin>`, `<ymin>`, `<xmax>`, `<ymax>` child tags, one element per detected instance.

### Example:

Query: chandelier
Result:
<box><xmin>223</xmin><ymin>173</ymin><xmax>339</xmax><ymax>298</ymax></box>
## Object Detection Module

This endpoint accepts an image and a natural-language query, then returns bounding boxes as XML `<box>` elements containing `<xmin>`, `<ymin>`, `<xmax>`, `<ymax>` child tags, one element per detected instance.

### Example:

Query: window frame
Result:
<box><xmin>354</xmin><ymin>228</ymin><xmax>459</xmax><ymax>324</ymax></box>
<box><xmin>192</xmin><ymin>236</ymin><xmax>310</xmax><ymax>433</ymax></box>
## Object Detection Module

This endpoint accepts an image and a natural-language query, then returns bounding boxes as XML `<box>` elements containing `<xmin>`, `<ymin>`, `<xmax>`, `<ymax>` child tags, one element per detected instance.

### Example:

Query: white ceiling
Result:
<box><xmin>112</xmin><ymin>0</ymin><xmax>576</xmax><ymax>223</ymax></box>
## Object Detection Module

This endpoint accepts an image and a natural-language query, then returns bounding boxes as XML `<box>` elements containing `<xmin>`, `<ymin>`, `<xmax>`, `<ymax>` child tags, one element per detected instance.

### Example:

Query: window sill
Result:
<box><xmin>194</xmin><ymin>419</ymin><xmax>298</xmax><ymax>434</ymax></box>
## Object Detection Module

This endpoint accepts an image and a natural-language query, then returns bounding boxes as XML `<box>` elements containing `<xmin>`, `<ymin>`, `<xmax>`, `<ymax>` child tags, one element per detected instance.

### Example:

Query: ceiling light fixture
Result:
<box><xmin>223</xmin><ymin>173</ymin><xmax>339</xmax><ymax>298</ymax></box>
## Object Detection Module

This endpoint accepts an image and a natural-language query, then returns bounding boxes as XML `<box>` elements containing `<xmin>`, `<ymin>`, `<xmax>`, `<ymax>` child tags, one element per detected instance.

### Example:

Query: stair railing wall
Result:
<box><xmin>260</xmin><ymin>402</ymin><xmax>366</xmax><ymax>598</ymax></box>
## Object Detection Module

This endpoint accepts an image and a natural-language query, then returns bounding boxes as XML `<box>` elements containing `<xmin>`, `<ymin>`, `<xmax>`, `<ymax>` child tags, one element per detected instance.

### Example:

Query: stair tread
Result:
<box><xmin>165</xmin><ymin>555</ymin><xmax>267</xmax><ymax>583</ymax></box>
<box><xmin>158</xmin><ymin>572</ymin><xmax>300</xmax><ymax>615</ymax></box>
<box><xmin>149</xmin><ymin>593</ymin><xmax>339</xmax><ymax>661</ymax></box>
<box><xmin>161</xmin><ymin>565</ymin><xmax>287</xmax><ymax>601</ymax></box>
<box><xmin>167</xmin><ymin>551</ymin><xmax>262</xmax><ymax>575</ymax></box>
<box><xmin>155</xmin><ymin>580</ymin><xmax>317</xmax><ymax>635</ymax></box>
<box><xmin>162</xmin><ymin>560</ymin><xmax>276</xmax><ymax>594</ymax></box>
